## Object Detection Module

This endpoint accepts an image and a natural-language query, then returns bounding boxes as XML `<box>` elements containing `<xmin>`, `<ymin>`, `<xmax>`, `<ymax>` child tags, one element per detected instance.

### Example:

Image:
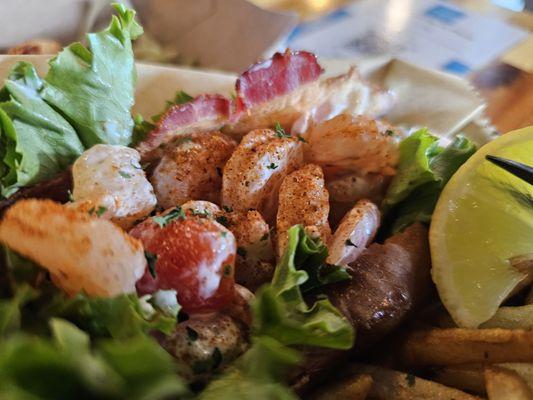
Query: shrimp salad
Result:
<box><xmin>0</xmin><ymin>6</ymin><xmax>481</xmax><ymax>400</ymax></box>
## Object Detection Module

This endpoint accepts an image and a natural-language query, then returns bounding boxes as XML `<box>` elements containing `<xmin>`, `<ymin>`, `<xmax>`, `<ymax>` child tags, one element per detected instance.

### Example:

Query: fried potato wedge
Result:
<box><xmin>312</xmin><ymin>373</ymin><xmax>373</xmax><ymax>400</ymax></box>
<box><xmin>0</xmin><ymin>199</ymin><xmax>146</xmax><ymax>297</ymax></box>
<box><xmin>400</xmin><ymin>328</ymin><xmax>533</xmax><ymax>366</ymax></box>
<box><xmin>480</xmin><ymin>305</ymin><xmax>533</xmax><ymax>329</ymax></box>
<box><xmin>485</xmin><ymin>366</ymin><xmax>533</xmax><ymax>400</ymax></box>
<box><xmin>349</xmin><ymin>364</ymin><xmax>480</xmax><ymax>400</ymax></box>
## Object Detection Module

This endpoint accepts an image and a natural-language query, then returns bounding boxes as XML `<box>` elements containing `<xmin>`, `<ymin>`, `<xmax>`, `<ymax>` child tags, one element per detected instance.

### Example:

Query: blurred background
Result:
<box><xmin>0</xmin><ymin>0</ymin><xmax>532</xmax><ymax>132</ymax></box>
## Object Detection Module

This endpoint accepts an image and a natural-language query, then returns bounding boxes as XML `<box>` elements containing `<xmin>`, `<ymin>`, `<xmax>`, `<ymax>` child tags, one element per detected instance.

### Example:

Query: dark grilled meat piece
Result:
<box><xmin>292</xmin><ymin>223</ymin><xmax>432</xmax><ymax>394</ymax></box>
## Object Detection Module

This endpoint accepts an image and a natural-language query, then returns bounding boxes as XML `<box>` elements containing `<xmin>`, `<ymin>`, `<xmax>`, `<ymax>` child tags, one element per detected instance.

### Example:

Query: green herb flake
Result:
<box><xmin>118</xmin><ymin>170</ymin><xmax>132</xmax><ymax>179</ymax></box>
<box><xmin>186</xmin><ymin>326</ymin><xmax>198</xmax><ymax>342</ymax></box>
<box><xmin>385</xmin><ymin>129</ymin><xmax>396</xmax><ymax>136</ymax></box>
<box><xmin>297</xmin><ymin>134</ymin><xmax>307</xmax><ymax>143</ymax></box>
<box><xmin>237</xmin><ymin>247</ymin><xmax>247</xmax><ymax>258</ymax></box>
<box><xmin>176</xmin><ymin>136</ymin><xmax>193</xmax><ymax>146</ymax></box>
<box><xmin>222</xmin><ymin>205</ymin><xmax>233</xmax><ymax>213</ymax></box>
<box><xmin>87</xmin><ymin>207</ymin><xmax>95</xmax><ymax>216</ymax></box>
<box><xmin>223</xmin><ymin>265</ymin><xmax>232</xmax><ymax>277</ymax></box>
<box><xmin>67</xmin><ymin>190</ymin><xmax>75</xmax><ymax>202</ymax></box>
<box><xmin>215</xmin><ymin>215</ymin><xmax>229</xmax><ymax>227</ymax></box>
<box><xmin>145</xmin><ymin>251</ymin><xmax>158</xmax><ymax>278</ymax></box>
<box><xmin>406</xmin><ymin>373</ymin><xmax>416</xmax><ymax>387</ymax></box>
<box><xmin>130</xmin><ymin>161</ymin><xmax>142</xmax><ymax>170</ymax></box>
<box><xmin>95</xmin><ymin>206</ymin><xmax>107</xmax><ymax>217</ymax></box>
<box><xmin>153</xmin><ymin>207</ymin><xmax>186</xmax><ymax>228</ymax></box>
<box><xmin>274</xmin><ymin>122</ymin><xmax>291</xmax><ymax>138</ymax></box>
<box><xmin>266</xmin><ymin>163</ymin><xmax>278</xmax><ymax>170</ymax></box>
<box><xmin>345</xmin><ymin>239</ymin><xmax>358</xmax><ymax>247</ymax></box>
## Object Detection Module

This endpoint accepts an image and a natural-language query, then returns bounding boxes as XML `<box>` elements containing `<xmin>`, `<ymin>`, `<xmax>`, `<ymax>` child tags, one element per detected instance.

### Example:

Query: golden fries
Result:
<box><xmin>399</xmin><ymin>328</ymin><xmax>533</xmax><ymax>366</ymax></box>
<box><xmin>485</xmin><ymin>366</ymin><xmax>533</xmax><ymax>400</ymax></box>
<box><xmin>312</xmin><ymin>373</ymin><xmax>373</xmax><ymax>400</ymax></box>
<box><xmin>349</xmin><ymin>364</ymin><xmax>481</xmax><ymax>400</ymax></box>
<box><xmin>480</xmin><ymin>305</ymin><xmax>533</xmax><ymax>329</ymax></box>
<box><xmin>430</xmin><ymin>364</ymin><xmax>486</xmax><ymax>395</ymax></box>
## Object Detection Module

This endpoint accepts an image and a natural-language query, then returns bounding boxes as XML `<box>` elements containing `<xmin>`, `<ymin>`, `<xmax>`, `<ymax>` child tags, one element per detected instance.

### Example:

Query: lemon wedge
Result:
<box><xmin>430</xmin><ymin>126</ymin><xmax>533</xmax><ymax>328</ymax></box>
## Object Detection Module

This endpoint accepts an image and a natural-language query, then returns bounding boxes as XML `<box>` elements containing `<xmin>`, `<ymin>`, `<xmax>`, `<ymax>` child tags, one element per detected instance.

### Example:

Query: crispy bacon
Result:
<box><xmin>235</xmin><ymin>50</ymin><xmax>324</xmax><ymax>110</ymax></box>
<box><xmin>137</xmin><ymin>94</ymin><xmax>233</xmax><ymax>160</ymax></box>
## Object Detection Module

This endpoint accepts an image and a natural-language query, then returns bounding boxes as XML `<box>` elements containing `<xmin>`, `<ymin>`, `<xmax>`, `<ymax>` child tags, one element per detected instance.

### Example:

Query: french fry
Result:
<box><xmin>485</xmin><ymin>366</ymin><xmax>533</xmax><ymax>400</ymax></box>
<box><xmin>349</xmin><ymin>364</ymin><xmax>481</xmax><ymax>400</ymax></box>
<box><xmin>399</xmin><ymin>328</ymin><xmax>533</xmax><ymax>366</ymax></box>
<box><xmin>430</xmin><ymin>364</ymin><xmax>486</xmax><ymax>395</ymax></box>
<box><xmin>499</xmin><ymin>363</ymin><xmax>533</xmax><ymax>392</ymax></box>
<box><xmin>312</xmin><ymin>373</ymin><xmax>373</xmax><ymax>400</ymax></box>
<box><xmin>480</xmin><ymin>305</ymin><xmax>533</xmax><ymax>329</ymax></box>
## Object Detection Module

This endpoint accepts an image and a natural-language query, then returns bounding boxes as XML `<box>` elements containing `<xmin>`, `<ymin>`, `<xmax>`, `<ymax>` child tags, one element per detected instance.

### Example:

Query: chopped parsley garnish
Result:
<box><xmin>216</xmin><ymin>215</ymin><xmax>229</xmax><ymax>227</ymax></box>
<box><xmin>266</xmin><ymin>162</ymin><xmax>278</xmax><ymax>170</ymax></box>
<box><xmin>297</xmin><ymin>134</ymin><xmax>307</xmax><ymax>143</ymax></box>
<box><xmin>153</xmin><ymin>207</ymin><xmax>186</xmax><ymax>227</ymax></box>
<box><xmin>223</xmin><ymin>265</ymin><xmax>232</xmax><ymax>276</ymax></box>
<box><xmin>145</xmin><ymin>251</ymin><xmax>158</xmax><ymax>278</ymax></box>
<box><xmin>222</xmin><ymin>205</ymin><xmax>233</xmax><ymax>213</ymax></box>
<box><xmin>274</xmin><ymin>122</ymin><xmax>291</xmax><ymax>138</ymax></box>
<box><xmin>385</xmin><ymin>129</ymin><xmax>396</xmax><ymax>136</ymax></box>
<box><xmin>95</xmin><ymin>206</ymin><xmax>107</xmax><ymax>217</ymax></box>
<box><xmin>237</xmin><ymin>246</ymin><xmax>247</xmax><ymax>258</ymax></box>
<box><xmin>260</xmin><ymin>232</ymin><xmax>269</xmax><ymax>241</ymax></box>
<box><xmin>67</xmin><ymin>190</ymin><xmax>74</xmax><ymax>202</ymax></box>
<box><xmin>406</xmin><ymin>373</ymin><xmax>416</xmax><ymax>387</ymax></box>
<box><xmin>220</xmin><ymin>231</ymin><xmax>228</xmax><ymax>238</ymax></box>
<box><xmin>118</xmin><ymin>170</ymin><xmax>132</xmax><ymax>179</ymax></box>
<box><xmin>186</xmin><ymin>326</ymin><xmax>199</xmax><ymax>342</ymax></box>
<box><xmin>345</xmin><ymin>239</ymin><xmax>358</xmax><ymax>247</ymax></box>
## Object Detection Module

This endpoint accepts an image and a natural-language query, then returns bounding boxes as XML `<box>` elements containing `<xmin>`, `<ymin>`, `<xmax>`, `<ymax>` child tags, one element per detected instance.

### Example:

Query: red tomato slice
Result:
<box><xmin>131</xmin><ymin>214</ymin><xmax>236</xmax><ymax>313</ymax></box>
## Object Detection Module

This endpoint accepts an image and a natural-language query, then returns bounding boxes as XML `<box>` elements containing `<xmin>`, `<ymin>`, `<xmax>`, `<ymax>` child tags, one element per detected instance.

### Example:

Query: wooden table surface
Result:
<box><xmin>253</xmin><ymin>0</ymin><xmax>533</xmax><ymax>134</ymax></box>
<box><xmin>472</xmin><ymin>63</ymin><xmax>533</xmax><ymax>133</ymax></box>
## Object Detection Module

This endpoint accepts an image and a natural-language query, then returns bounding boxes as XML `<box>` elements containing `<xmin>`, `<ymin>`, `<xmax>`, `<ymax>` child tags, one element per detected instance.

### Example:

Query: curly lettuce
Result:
<box><xmin>0</xmin><ymin>62</ymin><xmax>84</xmax><ymax>197</ymax></box>
<box><xmin>42</xmin><ymin>4</ymin><xmax>142</xmax><ymax>147</ymax></box>
<box><xmin>383</xmin><ymin>129</ymin><xmax>476</xmax><ymax>234</ymax></box>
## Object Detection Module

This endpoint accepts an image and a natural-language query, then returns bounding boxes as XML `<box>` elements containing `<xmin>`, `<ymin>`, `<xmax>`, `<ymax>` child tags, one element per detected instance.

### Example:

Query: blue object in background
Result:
<box><xmin>443</xmin><ymin>60</ymin><xmax>471</xmax><ymax>75</ymax></box>
<box><xmin>425</xmin><ymin>5</ymin><xmax>466</xmax><ymax>24</ymax></box>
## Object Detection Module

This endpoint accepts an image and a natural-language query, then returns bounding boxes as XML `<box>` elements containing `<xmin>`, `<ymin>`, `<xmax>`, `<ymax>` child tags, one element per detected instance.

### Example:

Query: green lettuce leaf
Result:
<box><xmin>1</xmin><ymin>249</ymin><xmax>176</xmax><ymax>340</ymax></box>
<box><xmin>253</xmin><ymin>225</ymin><xmax>354</xmax><ymax>349</ymax></box>
<box><xmin>0</xmin><ymin>62</ymin><xmax>84</xmax><ymax>197</ymax></box>
<box><xmin>41</xmin><ymin>3</ymin><xmax>143</xmax><ymax>147</ymax></box>
<box><xmin>199</xmin><ymin>336</ymin><xmax>300</xmax><ymax>400</ymax></box>
<box><xmin>0</xmin><ymin>319</ymin><xmax>187</xmax><ymax>400</ymax></box>
<box><xmin>382</xmin><ymin>129</ymin><xmax>476</xmax><ymax>234</ymax></box>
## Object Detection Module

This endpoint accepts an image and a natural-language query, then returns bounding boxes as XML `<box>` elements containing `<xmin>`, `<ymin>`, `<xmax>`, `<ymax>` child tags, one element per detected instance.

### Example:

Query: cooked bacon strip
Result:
<box><xmin>137</xmin><ymin>94</ymin><xmax>232</xmax><ymax>161</ymax></box>
<box><xmin>235</xmin><ymin>50</ymin><xmax>324</xmax><ymax>110</ymax></box>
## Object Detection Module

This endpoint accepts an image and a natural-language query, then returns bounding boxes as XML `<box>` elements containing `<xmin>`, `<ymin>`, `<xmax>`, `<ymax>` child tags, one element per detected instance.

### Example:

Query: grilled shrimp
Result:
<box><xmin>71</xmin><ymin>144</ymin><xmax>157</xmax><ymax>229</ymax></box>
<box><xmin>327</xmin><ymin>172</ymin><xmax>390</xmax><ymax>227</ymax></box>
<box><xmin>306</xmin><ymin>114</ymin><xmax>402</xmax><ymax>177</ymax></box>
<box><xmin>150</xmin><ymin>132</ymin><xmax>236</xmax><ymax>209</ymax></box>
<box><xmin>224</xmin><ymin>209</ymin><xmax>275</xmax><ymax>291</ymax></box>
<box><xmin>327</xmin><ymin>200</ymin><xmax>380</xmax><ymax>266</ymax></box>
<box><xmin>277</xmin><ymin>164</ymin><xmax>331</xmax><ymax>255</ymax></box>
<box><xmin>222</xmin><ymin>129</ymin><xmax>303</xmax><ymax>222</ymax></box>
<box><xmin>0</xmin><ymin>199</ymin><xmax>146</xmax><ymax>297</ymax></box>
